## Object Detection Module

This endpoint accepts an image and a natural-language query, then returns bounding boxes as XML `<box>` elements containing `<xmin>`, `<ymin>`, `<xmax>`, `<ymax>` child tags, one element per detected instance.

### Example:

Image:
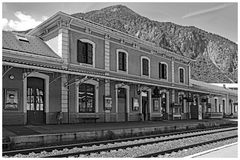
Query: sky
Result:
<box><xmin>2</xmin><ymin>1</ymin><xmax>238</xmax><ymax>43</ymax></box>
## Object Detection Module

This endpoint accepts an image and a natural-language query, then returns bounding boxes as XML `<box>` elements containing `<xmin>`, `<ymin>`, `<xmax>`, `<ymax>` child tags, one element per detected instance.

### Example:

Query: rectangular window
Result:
<box><xmin>118</xmin><ymin>52</ymin><xmax>126</xmax><ymax>71</ymax></box>
<box><xmin>142</xmin><ymin>58</ymin><xmax>149</xmax><ymax>76</ymax></box>
<box><xmin>77</xmin><ymin>40</ymin><xmax>93</xmax><ymax>65</ymax></box>
<box><xmin>179</xmin><ymin>68</ymin><xmax>184</xmax><ymax>83</ymax></box>
<box><xmin>222</xmin><ymin>99</ymin><xmax>225</xmax><ymax>113</ymax></box>
<box><xmin>234</xmin><ymin>104</ymin><xmax>237</xmax><ymax>113</ymax></box>
<box><xmin>78</xmin><ymin>84</ymin><xmax>95</xmax><ymax>113</ymax></box>
<box><xmin>159</xmin><ymin>63</ymin><xmax>167</xmax><ymax>79</ymax></box>
<box><xmin>214</xmin><ymin>99</ymin><xmax>218</xmax><ymax>112</ymax></box>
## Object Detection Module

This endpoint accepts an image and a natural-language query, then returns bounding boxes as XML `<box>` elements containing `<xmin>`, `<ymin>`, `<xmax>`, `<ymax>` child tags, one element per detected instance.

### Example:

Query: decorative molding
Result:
<box><xmin>61</xmin><ymin>74</ymin><xmax>68</xmax><ymax>112</ymax></box>
<box><xmin>105</xmin><ymin>34</ymin><xmax>110</xmax><ymax>39</ymax></box>
<box><xmin>105</xmin><ymin>40</ymin><xmax>110</xmax><ymax>71</ymax></box>
<box><xmin>172</xmin><ymin>61</ymin><xmax>175</xmax><ymax>83</ymax></box>
<box><xmin>85</xmin><ymin>27</ymin><xmax>91</xmax><ymax>34</ymax></box>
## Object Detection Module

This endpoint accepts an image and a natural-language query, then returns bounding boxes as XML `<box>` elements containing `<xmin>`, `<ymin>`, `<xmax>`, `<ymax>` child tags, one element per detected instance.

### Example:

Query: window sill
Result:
<box><xmin>117</xmin><ymin>70</ymin><xmax>128</xmax><ymax>74</ymax></box>
<box><xmin>141</xmin><ymin>74</ymin><xmax>150</xmax><ymax>78</ymax></box>
<box><xmin>159</xmin><ymin>78</ymin><xmax>168</xmax><ymax>82</ymax></box>
<box><xmin>76</xmin><ymin>63</ymin><xmax>94</xmax><ymax>68</ymax></box>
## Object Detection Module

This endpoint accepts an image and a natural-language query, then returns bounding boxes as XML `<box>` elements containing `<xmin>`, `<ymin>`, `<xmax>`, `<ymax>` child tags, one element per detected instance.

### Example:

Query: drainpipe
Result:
<box><xmin>67</xmin><ymin>74</ymin><xmax>70</xmax><ymax>124</ymax></box>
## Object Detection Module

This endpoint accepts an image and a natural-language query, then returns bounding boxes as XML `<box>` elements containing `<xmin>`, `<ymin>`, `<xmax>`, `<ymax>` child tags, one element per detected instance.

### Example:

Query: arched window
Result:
<box><xmin>117</xmin><ymin>49</ymin><xmax>128</xmax><ymax>72</ymax></box>
<box><xmin>179</xmin><ymin>67</ymin><xmax>185</xmax><ymax>83</ymax></box>
<box><xmin>77</xmin><ymin>39</ymin><xmax>95</xmax><ymax>66</ymax></box>
<box><xmin>159</xmin><ymin>62</ymin><xmax>168</xmax><ymax>80</ymax></box>
<box><xmin>141</xmin><ymin>56</ymin><xmax>150</xmax><ymax>77</ymax></box>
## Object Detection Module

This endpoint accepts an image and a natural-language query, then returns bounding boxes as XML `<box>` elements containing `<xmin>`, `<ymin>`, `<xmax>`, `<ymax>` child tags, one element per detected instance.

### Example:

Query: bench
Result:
<box><xmin>206</xmin><ymin>112</ymin><xmax>223</xmax><ymax>119</ymax></box>
<box><xmin>2</xmin><ymin>137</ymin><xmax>11</xmax><ymax>150</ymax></box>
<box><xmin>76</xmin><ymin>114</ymin><xmax>100</xmax><ymax>123</ymax></box>
<box><xmin>173</xmin><ymin>114</ymin><xmax>182</xmax><ymax>120</ymax></box>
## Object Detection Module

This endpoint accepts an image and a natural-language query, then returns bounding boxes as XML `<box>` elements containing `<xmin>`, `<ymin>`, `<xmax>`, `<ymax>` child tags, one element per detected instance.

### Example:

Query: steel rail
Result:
<box><xmin>136</xmin><ymin>135</ymin><xmax>238</xmax><ymax>158</ymax></box>
<box><xmin>43</xmin><ymin>128</ymin><xmax>237</xmax><ymax>158</ymax></box>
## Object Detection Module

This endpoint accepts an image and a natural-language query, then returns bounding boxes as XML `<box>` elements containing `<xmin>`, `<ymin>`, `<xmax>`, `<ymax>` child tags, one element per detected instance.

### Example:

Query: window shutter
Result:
<box><xmin>142</xmin><ymin>59</ymin><xmax>145</xmax><ymax>75</ymax></box>
<box><xmin>77</xmin><ymin>40</ymin><xmax>84</xmax><ymax>63</ymax></box>
<box><xmin>180</xmin><ymin>68</ymin><xmax>184</xmax><ymax>83</ymax></box>
<box><xmin>143</xmin><ymin>59</ymin><xmax>149</xmax><ymax>76</ymax></box>
<box><xmin>163</xmin><ymin>64</ymin><xmax>167</xmax><ymax>79</ymax></box>
<box><xmin>87</xmin><ymin>43</ymin><xmax>93</xmax><ymax>64</ymax></box>
<box><xmin>118</xmin><ymin>52</ymin><xmax>123</xmax><ymax>70</ymax></box>
<box><xmin>123</xmin><ymin>52</ymin><xmax>126</xmax><ymax>71</ymax></box>
<box><xmin>159</xmin><ymin>63</ymin><xmax>162</xmax><ymax>78</ymax></box>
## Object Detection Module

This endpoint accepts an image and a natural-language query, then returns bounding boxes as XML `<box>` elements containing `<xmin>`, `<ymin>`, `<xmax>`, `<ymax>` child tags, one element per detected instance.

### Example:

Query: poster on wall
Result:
<box><xmin>153</xmin><ymin>98</ymin><xmax>159</xmax><ymax>111</ymax></box>
<box><xmin>105</xmin><ymin>97</ymin><xmax>112</xmax><ymax>110</ymax></box>
<box><xmin>132</xmin><ymin>98</ymin><xmax>139</xmax><ymax>111</ymax></box>
<box><xmin>5</xmin><ymin>89</ymin><xmax>18</xmax><ymax>110</ymax></box>
<box><xmin>198</xmin><ymin>104</ymin><xmax>202</xmax><ymax>120</ymax></box>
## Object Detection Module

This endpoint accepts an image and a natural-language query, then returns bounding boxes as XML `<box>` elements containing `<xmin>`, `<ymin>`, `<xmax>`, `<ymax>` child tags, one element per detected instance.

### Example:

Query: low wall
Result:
<box><xmin>9</xmin><ymin>120</ymin><xmax>236</xmax><ymax>149</ymax></box>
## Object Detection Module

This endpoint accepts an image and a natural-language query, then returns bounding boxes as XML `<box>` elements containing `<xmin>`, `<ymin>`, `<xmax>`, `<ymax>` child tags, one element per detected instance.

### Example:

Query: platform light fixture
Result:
<box><xmin>9</xmin><ymin>75</ymin><xmax>15</xmax><ymax>80</ymax></box>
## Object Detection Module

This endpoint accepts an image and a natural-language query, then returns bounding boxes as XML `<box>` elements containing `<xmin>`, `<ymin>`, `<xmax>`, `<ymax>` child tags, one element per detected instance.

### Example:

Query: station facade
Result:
<box><xmin>2</xmin><ymin>12</ymin><xmax>238</xmax><ymax>125</ymax></box>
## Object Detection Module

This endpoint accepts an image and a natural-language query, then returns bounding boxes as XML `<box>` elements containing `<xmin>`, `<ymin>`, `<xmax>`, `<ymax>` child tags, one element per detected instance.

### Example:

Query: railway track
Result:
<box><xmin>3</xmin><ymin>126</ymin><xmax>237</xmax><ymax>158</ymax></box>
<box><xmin>137</xmin><ymin>135</ymin><xmax>237</xmax><ymax>157</ymax></box>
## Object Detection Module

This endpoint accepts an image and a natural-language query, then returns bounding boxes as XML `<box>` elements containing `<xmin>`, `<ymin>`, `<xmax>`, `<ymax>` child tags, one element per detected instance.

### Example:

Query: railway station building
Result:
<box><xmin>2</xmin><ymin>12</ymin><xmax>238</xmax><ymax>125</ymax></box>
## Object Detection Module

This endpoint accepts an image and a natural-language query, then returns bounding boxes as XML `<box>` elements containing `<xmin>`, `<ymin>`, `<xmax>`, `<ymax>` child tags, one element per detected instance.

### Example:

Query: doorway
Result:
<box><xmin>118</xmin><ymin>88</ymin><xmax>128</xmax><ymax>122</ymax></box>
<box><xmin>142</xmin><ymin>91</ymin><xmax>149</xmax><ymax>121</ymax></box>
<box><xmin>27</xmin><ymin>77</ymin><xmax>45</xmax><ymax>125</ymax></box>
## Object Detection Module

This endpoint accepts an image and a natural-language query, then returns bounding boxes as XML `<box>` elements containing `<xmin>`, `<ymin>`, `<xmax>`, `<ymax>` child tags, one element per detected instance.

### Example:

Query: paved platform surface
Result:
<box><xmin>192</xmin><ymin>143</ymin><xmax>238</xmax><ymax>158</ymax></box>
<box><xmin>2</xmin><ymin>119</ymin><xmax>237</xmax><ymax>138</ymax></box>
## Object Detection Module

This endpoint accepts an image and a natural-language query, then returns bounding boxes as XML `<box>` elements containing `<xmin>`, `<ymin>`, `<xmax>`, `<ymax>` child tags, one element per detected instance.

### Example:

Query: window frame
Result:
<box><xmin>214</xmin><ymin>97</ymin><xmax>218</xmax><ymax>112</ymax></box>
<box><xmin>76</xmin><ymin>79</ymin><xmax>99</xmax><ymax>113</ymax></box>
<box><xmin>179</xmin><ymin>67</ymin><xmax>185</xmax><ymax>84</ymax></box>
<box><xmin>77</xmin><ymin>39</ymin><xmax>95</xmax><ymax>68</ymax></box>
<box><xmin>116</xmin><ymin>49</ymin><xmax>128</xmax><ymax>73</ymax></box>
<box><xmin>222</xmin><ymin>98</ymin><xmax>226</xmax><ymax>113</ymax></box>
<box><xmin>141</xmin><ymin>56</ymin><xmax>150</xmax><ymax>77</ymax></box>
<box><xmin>78</xmin><ymin>83</ymin><xmax>95</xmax><ymax>113</ymax></box>
<box><xmin>159</xmin><ymin>62</ymin><xmax>168</xmax><ymax>80</ymax></box>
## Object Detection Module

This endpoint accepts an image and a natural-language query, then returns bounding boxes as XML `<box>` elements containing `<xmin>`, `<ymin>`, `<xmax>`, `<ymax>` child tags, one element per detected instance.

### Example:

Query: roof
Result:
<box><xmin>190</xmin><ymin>79</ymin><xmax>238</xmax><ymax>96</ymax></box>
<box><xmin>2</xmin><ymin>31</ymin><xmax>60</xmax><ymax>59</ymax></box>
<box><xmin>210</xmin><ymin>83</ymin><xmax>238</xmax><ymax>89</ymax></box>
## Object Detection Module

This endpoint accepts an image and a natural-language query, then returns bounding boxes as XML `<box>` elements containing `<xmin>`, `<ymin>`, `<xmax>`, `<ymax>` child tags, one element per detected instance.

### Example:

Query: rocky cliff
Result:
<box><xmin>72</xmin><ymin>5</ymin><xmax>238</xmax><ymax>83</ymax></box>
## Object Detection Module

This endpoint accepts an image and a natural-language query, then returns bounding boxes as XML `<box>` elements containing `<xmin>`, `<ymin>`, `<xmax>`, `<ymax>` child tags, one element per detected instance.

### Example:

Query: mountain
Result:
<box><xmin>72</xmin><ymin>5</ymin><xmax>238</xmax><ymax>83</ymax></box>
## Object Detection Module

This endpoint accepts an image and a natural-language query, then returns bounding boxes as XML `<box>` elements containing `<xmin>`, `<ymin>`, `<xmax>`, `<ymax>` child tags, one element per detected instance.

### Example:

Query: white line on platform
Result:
<box><xmin>184</xmin><ymin>142</ymin><xmax>238</xmax><ymax>158</ymax></box>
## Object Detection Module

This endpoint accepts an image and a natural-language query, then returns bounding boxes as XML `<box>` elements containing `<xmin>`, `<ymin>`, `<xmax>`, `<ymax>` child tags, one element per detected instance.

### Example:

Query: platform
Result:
<box><xmin>186</xmin><ymin>142</ymin><xmax>238</xmax><ymax>158</ymax></box>
<box><xmin>2</xmin><ymin>119</ymin><xmax>237</xmax><ymax>150</ymax></box>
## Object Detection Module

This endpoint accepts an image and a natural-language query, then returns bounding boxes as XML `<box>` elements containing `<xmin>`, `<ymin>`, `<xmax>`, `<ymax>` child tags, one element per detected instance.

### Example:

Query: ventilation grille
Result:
<box><xmin>16</xmin><ymin>35</ymin><xmax>29</xmax><ymax>43</ymax></box>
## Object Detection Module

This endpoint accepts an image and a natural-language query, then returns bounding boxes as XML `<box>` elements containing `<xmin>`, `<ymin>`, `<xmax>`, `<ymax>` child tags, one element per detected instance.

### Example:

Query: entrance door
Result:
<box><xmin>27</xmin><ymin>77</ymin><xmax>45</xmax><ymax>125</ymax></box>
<box><xmin>142</xmin><ymin>92</ymin><xmax>149</xmax><ymax>121</ymax></box>
<box><xmin>190</xmin><ymin>97</ymin><xmax>198</xmax><ymax>119</ymax></box>
<box><xmin>118</xmin><ymin>88</ymin><xmax>127</xmax><ymax>122</ymax></box>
